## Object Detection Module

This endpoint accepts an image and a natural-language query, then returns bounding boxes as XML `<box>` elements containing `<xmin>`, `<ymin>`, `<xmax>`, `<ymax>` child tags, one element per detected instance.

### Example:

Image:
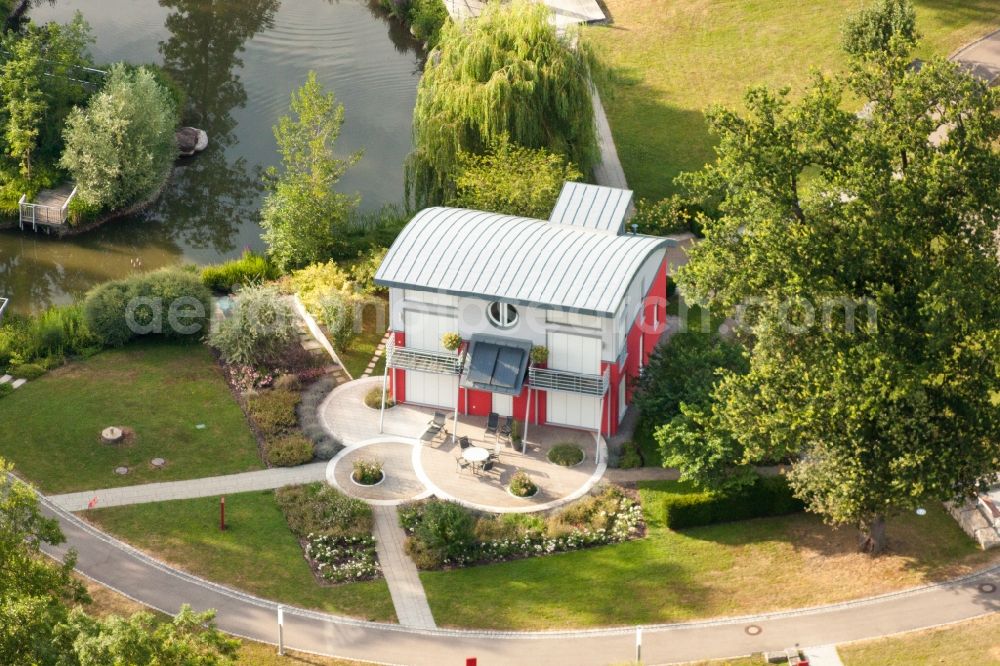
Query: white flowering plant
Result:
<box><xmin>304</xmin><ymin>533</ymin><xmax>381</xmax><ymax>583</ymax></box>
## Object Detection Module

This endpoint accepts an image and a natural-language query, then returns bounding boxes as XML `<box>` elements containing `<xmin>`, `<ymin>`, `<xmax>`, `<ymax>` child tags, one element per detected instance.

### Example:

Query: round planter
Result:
<box><xmin>506</xmin><ymin>484</ymin><xmax>538</xmax><ymax>499</ymax></box>
<box><xmin>351</xmin><ymin>470</ymin><xmax>386</xmax><ymax>487</ymax></box>
<box><xmin>547</xmin><ymin>449</ymin><xmax>586</xmax><ymax>468</ymax></box>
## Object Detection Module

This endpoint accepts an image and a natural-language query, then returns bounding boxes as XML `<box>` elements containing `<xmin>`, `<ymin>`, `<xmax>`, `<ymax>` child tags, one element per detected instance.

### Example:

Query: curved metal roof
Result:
<box><xmin>374</xmin><ymin>207</ymin><xmax>671</xmax><ymax>317</ymax></box>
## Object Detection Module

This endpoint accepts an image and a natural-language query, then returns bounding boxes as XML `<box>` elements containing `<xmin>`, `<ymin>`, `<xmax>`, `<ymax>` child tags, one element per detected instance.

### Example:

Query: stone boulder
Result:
<box><xmin>176</xmin><ymin>127</ymin><xmax>209</xmax><ymax>156</ymax></box>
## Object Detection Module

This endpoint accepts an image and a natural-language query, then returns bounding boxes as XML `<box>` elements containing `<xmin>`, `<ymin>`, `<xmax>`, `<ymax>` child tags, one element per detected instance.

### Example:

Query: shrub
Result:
<box><xmin>246</xmin><ymin>389</ymin><xmax>301</xmax><ymax>439</ymax></box>
<box><xmin>474</xmin><ymin>512</ymin><xmax>545</xmax><ymax>542</ymax></box>
<box><xmin>348</xmin><ymin>247</ymin><xmax>388</xmax><ymax>295</ymax></box>
<box><xmin>275</xmin><ymin>482</ymin><xmax>372</xmax><ymax>539</ymax></box>
<box><xmin>632</xmin><ymin>195</ymin><xmax>703</xmax><ymax>236</ymax></box>
<box><xmin>409</xmin><ymin>0</ymin><xmax>448</xmax><ymax>45</ymax></box>
<box><xmin>297</xmin><ymin>377</ymin><xmax>342</xmax><ymax>459</ymax></box>
<box><xmin>352</xmin><ymin>458</ymin><xmax>383</xmax><ymax>485</ymax></box>
<box><xmin>440</xmin><ymin>332</ymin><xmax>461</xmax><ymax>351</ymax></box>
<box><xmin>274</xmin><ymin>373</ymin><xmax>301</xmax><ymax>391</ymax></box>
<box><xmin>61</xmin><ymin>64</ymin><xmax>177</xmax><ymax>210</ymax></box>
<box><xmin>0</xmin><ymin>383</ymin><xmax>12</xmax><ymax>399</ymax></box>
<box><xmin>617</xmin><ymin>440</ymin><xmax>642</xmax><ymax>469</ymax></box>
<box><xmin>208</xmin><ymin>284</ymin><xmax>297</xmax><ymax>367</ymax></box>
<box><xmin>408</xmin><ymin>500</ymin><xmax>476</xmax><ymax>567</ymax></box>
<box><xmin>9</xmin><ymin>363</ymin><xmax>45</xmax><ymax>379</ymax></box>
<box><xmin>842</xmin><ymin>0</ymin><xmax>917</xmax><ymax>58</ymax></box>
<box><xmin>201</xmin><ymin>251</ymin><xmax>277</xmax><ymax>293</ymax></box>
<box><xmin>82</xmin><ymin>269</ymin><xmax>212</xmax><ymax>348</ymax></box>
<box><xmin>364</xmin><ymin>386</ymin><xmax>394</xmax><ymax>409</ymax></box>
<box><xmin>547</xmin><ymin>443</ymin><xmax>584</xmax><ymax>467</ymax></box>
<box><xmin>290</xmin><ymin>261</ymin><xmax>353</xmax><ymax>313</ymax></box>
<box><xmin>508</xmin><ymin>471</ymin><xmax>537</xmax><ymax>497</ymax></box>
<box><xmin>315</xmin><ymin>290</ymin><xmax>359</xmax><ymax>351</ymax></box>
<box><xmin>450</xmin><ymin>139</ymin><xmax>582</xmax><ymax>219</ymax></box>
<box><xmin>265</xmin><ymin>434</ymin><xmax>314</xmax><ymax>467</ymax></box>
<box><xmin>647</xmin><ymin>476</ymin><xmax>804</xmax><ymax>530</ymax></box>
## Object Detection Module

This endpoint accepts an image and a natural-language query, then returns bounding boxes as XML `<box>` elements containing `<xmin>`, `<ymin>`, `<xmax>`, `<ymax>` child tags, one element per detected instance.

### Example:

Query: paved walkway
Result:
<box><xmin>952</xmin><ymin>27</ymin><xmax>1000</xmax><ymax>84</ymax></box>
<box><xmin>373</xmin><ymin>505</ymin><xmax>437</xmax><ymax>630</ymax></box>
<box><xmin>591</xmin><ymin>87</ymin><xmax>629</xmax><ymax>190</ymax></box>
<box><xmin>48</xmin><ymin>463</ymin><xmax>329</xmax><ymax>512</ymax></box>
<box><xmin>37</xmin><ymin>491</ymin><xmax>1000</xmax><ymax>665</ymax></box>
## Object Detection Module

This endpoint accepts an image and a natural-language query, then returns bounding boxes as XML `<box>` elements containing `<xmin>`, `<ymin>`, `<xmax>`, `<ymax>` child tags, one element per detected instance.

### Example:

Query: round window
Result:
<box><xmin>487</xmin><ymin>302</ymin><xmax>518</xmax><ymax>329</ymax></box>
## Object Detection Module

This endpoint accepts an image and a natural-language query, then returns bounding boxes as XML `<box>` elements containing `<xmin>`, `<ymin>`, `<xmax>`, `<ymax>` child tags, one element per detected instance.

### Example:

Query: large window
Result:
<box><xmin>487</xmin><ymin>301</ymin><xmax>519</xmax><ymax>329</ymax></box>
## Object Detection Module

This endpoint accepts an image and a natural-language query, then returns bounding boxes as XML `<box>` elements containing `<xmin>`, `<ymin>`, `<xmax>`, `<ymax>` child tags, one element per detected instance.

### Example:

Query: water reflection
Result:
<box><xmin>149</xmin><ymin>0</ymin><xmax>279</xmax><ymax>253</ymax></box>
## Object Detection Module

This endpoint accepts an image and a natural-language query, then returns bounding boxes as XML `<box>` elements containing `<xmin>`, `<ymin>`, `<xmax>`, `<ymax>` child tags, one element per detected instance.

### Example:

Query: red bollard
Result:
<box><xmin>466</xmin><ymin>659</ymin><xmax>477</xmax><ymax>666</ymax></box>
<box><xmin>220</xmin><ymin>496</ymin><xmax>226</xmax><ymax>531</ymax></box>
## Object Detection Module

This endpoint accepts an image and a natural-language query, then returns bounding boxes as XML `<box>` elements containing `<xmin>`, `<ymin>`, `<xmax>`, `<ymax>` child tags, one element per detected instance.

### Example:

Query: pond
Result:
<box><xmin>0</xmin><ymin>0</ymin><xmax>422</xmax><ymax>315</ymax></box>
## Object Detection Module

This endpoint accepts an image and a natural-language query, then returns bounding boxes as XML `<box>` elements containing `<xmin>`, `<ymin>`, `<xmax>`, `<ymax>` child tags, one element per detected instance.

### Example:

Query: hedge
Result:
<box><xmin>645</xmin><ymin>476</ymin><xmax>804</xmax><ymax>530</ymax></box>
<box><xmin>82</xmin><ymin>268</ymin><xmax>212</xmax><ymax>347</ymax></box>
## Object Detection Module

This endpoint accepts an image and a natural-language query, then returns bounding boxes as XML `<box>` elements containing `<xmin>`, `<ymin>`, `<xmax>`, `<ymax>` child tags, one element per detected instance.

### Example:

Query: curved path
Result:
<box><xmin>38</xmin><ymin>490</ymin><xmax>1000</xmax><ymax>665</ymax></box>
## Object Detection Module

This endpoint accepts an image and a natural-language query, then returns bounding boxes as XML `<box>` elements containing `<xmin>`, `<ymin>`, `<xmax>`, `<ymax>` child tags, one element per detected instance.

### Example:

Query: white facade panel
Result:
<box><xmin>403</xmin><ymin>310</ymin><xmax>457</xmax><ymax>352</ymax></box>
<box><xmin>406</xmin><ymin>371</ymin><xmax>457</xmax><ymax>409</ymax></box>
<box><xmin>548</xmin><ymin>392</ymin><xmax>600</xmax><ymax>430</ymax></box>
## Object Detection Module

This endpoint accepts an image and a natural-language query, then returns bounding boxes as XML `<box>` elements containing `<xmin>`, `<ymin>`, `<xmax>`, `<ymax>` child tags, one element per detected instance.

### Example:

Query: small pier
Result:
<box><xmin>18</xmin><ymin>184</ymin><xmax>77</xmax><ymax>233</ymax></box>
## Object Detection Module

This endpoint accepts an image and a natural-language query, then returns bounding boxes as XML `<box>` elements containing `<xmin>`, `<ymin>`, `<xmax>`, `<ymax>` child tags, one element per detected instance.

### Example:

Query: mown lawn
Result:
<box><xmin>839</xmin><ymin>613</ymin><xmax>1000</xmax><ymax>665</ymax></box>
<box><xmin>0</xmin><ymin>340</ymin><xmax>262</xmax><ymax>494</ymax></box>
<box><xmin>335</xmin><ymin>296</ymin><xmax>388</xmax><ymax>379</ymax></box>
<box><xmin>81</xmin><ymin>490</ymin><xmax>396</xmax><ymax>623</ymax></box>
<box><xmin>586</xmin><ymin>0</ymin><xmax>1000</xmax><ymax>201</ymax></box>
<box><xmin>420</xmin><ymin>482</ymin><xmax>997</xmax><ymax>630</ymax></box>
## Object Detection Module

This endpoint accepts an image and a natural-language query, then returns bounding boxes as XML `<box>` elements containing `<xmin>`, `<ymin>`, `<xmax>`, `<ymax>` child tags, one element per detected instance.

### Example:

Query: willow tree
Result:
<box><xmin>406</xmin><ymin>0</ymin><xmax>597</xmax><ymax>207</ymax></box>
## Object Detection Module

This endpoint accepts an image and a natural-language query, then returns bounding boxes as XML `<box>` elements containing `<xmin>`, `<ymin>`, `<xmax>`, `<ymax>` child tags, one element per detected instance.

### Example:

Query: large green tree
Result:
<box><xmin>406</xmin><ymin>0</ymin><xmax>597</xmax><ymax>207</ymax></box>
<box><xmin>674</xmin><ymin>41</ymin><xmax>1000</xmax><ymax>553</ymax></box>
<box><xmin>0</xmin><ymin>459</ymin><xmax>238</xmax><ymax>665</ymax></box>
<box><xmin>61</xmin><ymin>64</ymin><xmax>178</xmax><ymax>209</ymax></box>
<box><xmin>260</xmin><ymin>71</ymin><xmax>359</xmax><ymax>271</ymax></box>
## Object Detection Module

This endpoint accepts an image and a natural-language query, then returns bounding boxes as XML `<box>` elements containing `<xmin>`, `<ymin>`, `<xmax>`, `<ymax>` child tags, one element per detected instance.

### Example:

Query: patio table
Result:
<box><xmin>463</xmin><ymin>446</ymin><xmax>489</xmax><ymax>473</ymax></box>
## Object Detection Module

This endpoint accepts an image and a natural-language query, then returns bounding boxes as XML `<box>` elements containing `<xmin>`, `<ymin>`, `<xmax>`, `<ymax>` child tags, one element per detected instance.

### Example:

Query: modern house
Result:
<box><xmin>373</xmin><ymin>183</ymin><xmax>674</xmax><ymax>437</ymax></box>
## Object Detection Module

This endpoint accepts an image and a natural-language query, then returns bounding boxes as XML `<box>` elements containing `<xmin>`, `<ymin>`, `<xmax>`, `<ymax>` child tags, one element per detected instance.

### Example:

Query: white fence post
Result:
<box><xmin>277</xmin><ymin>606</ymin><xmax>284</xmax><ymax>656</ymax></box>
<box><xmin>635</xmin><ymin>626</ymin><xmax>642</xmax><ymax>663</ymax></box>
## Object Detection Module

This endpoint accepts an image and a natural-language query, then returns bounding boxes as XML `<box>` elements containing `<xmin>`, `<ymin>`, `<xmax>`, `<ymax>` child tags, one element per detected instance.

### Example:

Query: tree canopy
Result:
<box><xmin>406</xmin><ymin>0</ymin><xmax>597</xmax><ymax>207</ymax></box>
<box><xmin>450</xmin><ymin>137</ymin><xmax>581</xmax><ymax>218</ymax></box>
<box><xmin>0</xmin><ymin>458</ymin><xmax>238</xmax><ymax>664</ymax></box>
<box><xmin>842</xmin><ymin>0</ymin><xmax>918</xmax><ymax>58</ymax></box>
<box><xmin>61</xmin><ymin>64</ymin><xmax>178</xmax><ymax>209</ymax></box>
<box><xmin>260</xmin><ymin>71</ymin><xmax>360</xmax><ymax>270</ymax></box>
<box><xmin>672</xmin><ymin>39</ymin><xmax>1000</xmax><ymax>552</ymax></box>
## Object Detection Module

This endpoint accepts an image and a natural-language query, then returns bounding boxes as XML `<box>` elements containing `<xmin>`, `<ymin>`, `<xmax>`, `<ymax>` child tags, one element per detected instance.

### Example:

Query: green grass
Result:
<box><xmin>419</xmin><ymin>483</ymin><xmax>996</xmax><ymax>630</ymax></box>
<box><xmin>0</xmin><ymin>340</ymin><xmax>262</xmax><ymax>493</ymax></box>
<box><xmin>586</xmin><ymin>0</ymin><xmax>1000</xmax><ymax>201</ymax></box>
<box><xmin>839</xmin><ymin>613</ymin><xmax>1000</xmax><ymax>665</ymax></box>
<box><xmin>337</xmin><ymin>297</ymin><xmax>388</xmax><ymax>379</ymax></box>
<box><xmin>82</xmin><ymin>490</ymin><xmax>396</xmax><ymax>622</ymax></box>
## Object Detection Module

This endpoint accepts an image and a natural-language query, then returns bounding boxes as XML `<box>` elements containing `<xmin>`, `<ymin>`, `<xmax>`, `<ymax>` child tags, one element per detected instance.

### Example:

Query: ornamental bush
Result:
<box><xmin>842</xmin><ymin>0</ymin><xmax>917</xmax><ymax>58</ymax></box>
<box><xmin>264</xmin><ymin>434</ymin><xmax>314</xmax><ymax>467</ymax></box>
<box><xmin>245</xmin><ymin>388</ymin><xmax>301</xmax><ymax>439</ymax></box>
<box><xmin>208</xmin><ymin>284</ymin><xmax>297</xmax><ymax>367</ymax></box>
<box><xmin>647</xmin><ymin>476</ymin><xmax>804</xmax><ymax>530</ymax></box>
<box><xmin>82</xmin><ymin>269</ymin><xmax>211</xmax><ymax>347</ymax></box>
<box><xmin>508</xmin><ymin>471</ymin><xmax>537</xmax><ymax>497</ymax></box>
<box><xmin>547</xmin><ymin>443</ymin><xmax>584</xmax><ymax>467</ymax></box>
<box><xmin>409</xmin><ymin>500</ymin><xmax>476</xmax><ymax>567</ymax></box>
<box><xmin>276</xmin><ymin>482</ymin><xmax>373</xmax><ymax>539</ymax></box>
<box><xmin>352</xmin><ymin>458</ymin><xmax>384</xmax><ymax>485</ymax></box>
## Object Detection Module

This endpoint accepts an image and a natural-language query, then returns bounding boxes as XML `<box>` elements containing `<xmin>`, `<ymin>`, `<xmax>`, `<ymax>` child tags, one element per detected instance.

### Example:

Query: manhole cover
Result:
<box><xmin>745</xmin><ymin>624</ymin><xmax>762</xmax><ymax>636</ymax></box>
<box><xmin>979</xmin><ymin>583</ymin><xmax>996</xmax><ymax>594</ymax></box>
<box><xmin>151</xmin><ymin>457</ymin><xmax>166</xmax><ymax>468</ymax></box>
<box><xmin>114</xmin><ymin>466</ymin><xmax>129</xmax><ymax>475</ymax></box>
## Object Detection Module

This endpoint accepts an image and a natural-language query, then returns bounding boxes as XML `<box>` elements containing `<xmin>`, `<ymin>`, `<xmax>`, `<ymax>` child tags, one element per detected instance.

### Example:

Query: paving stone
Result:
<box><xmin>11</xmin><ymin>378</ymin><xmax>26</xmax><ymax>389</ymax></box>
<box><xmin>0</xmin><ymin>375</ymin><xmax>11</xmax><ymax>384</ymax></box>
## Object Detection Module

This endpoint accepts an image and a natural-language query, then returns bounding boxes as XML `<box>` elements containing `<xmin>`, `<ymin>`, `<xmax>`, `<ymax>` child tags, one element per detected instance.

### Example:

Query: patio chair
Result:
<box><xmin>425</xmin><ymin>412</ymin><xmax>447</xmax><ymax>440</ymax></box>
<box><xmin>485</xmin><ymin>412</ymin><xmax>499</xmax><ymax>440</ymax></box>
<box><xmin>499</xmin><ymin>416</ymin><xmax>513</xmax><ymax>440</ymax></box>
<box><xmin>481</xmin><ymin>459</ymin><xmax>495</xmax><ymax>474</ymax></box>
<box><xmin>489</xmin><ymin>441</ymin><xmax>501</xmax><ymax>462</ymax></box>
<box><xmin>456</xmin><ymin>456</ymin><xmax>471</xmax><ymax>474</ymax></box>
<box><xmin>459</xmin><ymin>435</ymin><xmax>472</xmax><ymax>450</ymax></box>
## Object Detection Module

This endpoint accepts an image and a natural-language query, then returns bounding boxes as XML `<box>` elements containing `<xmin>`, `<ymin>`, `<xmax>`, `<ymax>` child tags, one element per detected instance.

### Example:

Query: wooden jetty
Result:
<box><xmin>18</xmin><ymin>183</ymin><xmax>77</xmax><ymax>233</ymax></box>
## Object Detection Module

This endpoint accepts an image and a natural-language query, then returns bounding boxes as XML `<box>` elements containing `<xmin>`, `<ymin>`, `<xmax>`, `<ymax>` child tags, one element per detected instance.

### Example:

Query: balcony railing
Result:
<box><xmin>385</xmin><ymin>334</ymin><xmax>463</xmax><ymax>375</ymax></box>
<box><xmin>528</xmin><ymin>365</ymin><xmax>609</xmax><ymax>397</ymax></box>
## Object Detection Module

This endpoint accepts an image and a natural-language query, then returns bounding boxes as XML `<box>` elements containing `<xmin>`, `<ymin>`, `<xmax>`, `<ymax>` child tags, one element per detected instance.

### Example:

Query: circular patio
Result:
<box><xmin>321</xmin><ymin>377</ymin><xmax>607</xmax><ymax>512</ymax></box>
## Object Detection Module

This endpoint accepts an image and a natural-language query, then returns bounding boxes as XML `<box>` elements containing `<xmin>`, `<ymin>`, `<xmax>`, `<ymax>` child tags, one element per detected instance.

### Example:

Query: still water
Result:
<box><xmin>0</xmin><ymin>0</ymin><xmax>422</xmax><ymax>315</ymax></box>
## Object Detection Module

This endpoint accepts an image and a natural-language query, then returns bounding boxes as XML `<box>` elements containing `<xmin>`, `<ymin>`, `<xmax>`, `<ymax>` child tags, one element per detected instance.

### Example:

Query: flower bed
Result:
<box><xmin>276</xmin><ymin>483</ymin><xmax>381</xmax><ymax>584</ymax></box>
<box><xmin>399</xmin><ymin>485</ymin><xmax>644</xmax><ymax>569</ymax></box>
<box><xmin>304</xmin><ymin>533</ymin><xmax>380</xmax><ymax>583</ymax></box>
